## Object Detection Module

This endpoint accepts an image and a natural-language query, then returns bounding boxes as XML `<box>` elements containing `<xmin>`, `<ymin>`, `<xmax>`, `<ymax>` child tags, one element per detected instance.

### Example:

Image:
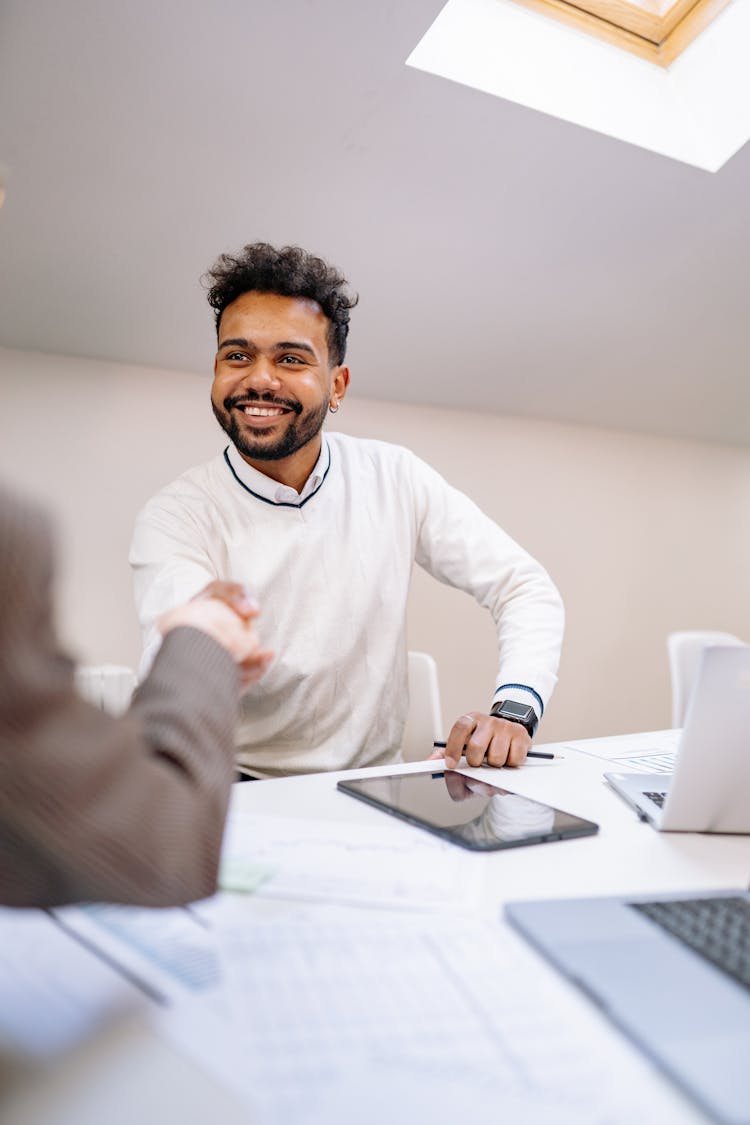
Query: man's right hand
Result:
<box><xmin>158</xmin><ymin>581</ymin><xmax>273</xmax><ymax>690</ymax></box>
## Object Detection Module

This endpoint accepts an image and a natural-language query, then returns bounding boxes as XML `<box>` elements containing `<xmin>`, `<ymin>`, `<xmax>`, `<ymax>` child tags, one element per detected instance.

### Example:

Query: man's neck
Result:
<box><xmin>236</xmin><ymin>435</ymin><xmax>323</xmax><ymax>494</ymax></box>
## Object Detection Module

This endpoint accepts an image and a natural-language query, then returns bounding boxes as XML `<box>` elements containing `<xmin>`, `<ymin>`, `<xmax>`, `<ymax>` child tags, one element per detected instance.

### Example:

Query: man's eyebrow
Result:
<box><xmin>217</xmin><ymin>338</ymin><xmax>317</xmax><ymax>357</ymax></box>
<box><xmin>274</xmin><ymin>340</ymin><xmax>317</xmax><ymax>357</ymax></box>
<box><xmin>218</xmin><ymin>337</ymin><xmax>252</xmax><ymax>350</ymax></box>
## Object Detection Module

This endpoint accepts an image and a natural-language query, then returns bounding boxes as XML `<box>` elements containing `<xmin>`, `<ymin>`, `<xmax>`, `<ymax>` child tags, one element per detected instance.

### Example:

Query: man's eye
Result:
<box><xmin>225</xmin><ymin>352</ymin><xmax>247</xmax><ymax>361</ymax></box>
<box><xmin>279</xmin><ymin>355</ymin><xmax>304</xmax><ymax>365</ymax></box>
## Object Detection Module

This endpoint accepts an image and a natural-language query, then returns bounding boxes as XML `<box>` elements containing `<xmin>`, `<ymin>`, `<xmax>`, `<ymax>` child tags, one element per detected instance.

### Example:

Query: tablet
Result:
<box><xmin>337</xmin><ymin>770</ymin><xmax>598</xmax><ymax>851</ymax></box>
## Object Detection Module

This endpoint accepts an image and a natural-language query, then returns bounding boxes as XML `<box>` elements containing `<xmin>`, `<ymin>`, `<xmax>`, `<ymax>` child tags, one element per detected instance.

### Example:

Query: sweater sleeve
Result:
<box><xmin>0</xmin><ymin>488</ymin><xmax>239</xmax><ymax>908</ymax></box>
<box><xmin>408</xmin><ymin>452</ymin><xmax>565</xmax><ymax>716</ymax></box>
<box><xmin>130</xmin><ymin>494</ymin><xmax>220</xmax><ymax>677</ymax></box>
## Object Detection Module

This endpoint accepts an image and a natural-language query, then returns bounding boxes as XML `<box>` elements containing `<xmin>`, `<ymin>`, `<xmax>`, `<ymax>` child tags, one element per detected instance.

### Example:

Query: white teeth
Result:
<box><xmin>243</xmin><ymin>406</ymin><xmax>285</xmax><ymax>417</ymax></box>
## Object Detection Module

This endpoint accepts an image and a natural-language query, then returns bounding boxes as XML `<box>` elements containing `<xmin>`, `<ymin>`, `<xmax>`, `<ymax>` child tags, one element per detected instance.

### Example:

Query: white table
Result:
<box><xmin>3</xmin><ymin>731</ymin><xmax>748</xmax><ymax>1125</ymax></box>
<box><xmin>214</xmin><ymin>730</ymin><xmax>749</xmax><ymax>1123</ymax></box>
<box><xmin>229</xmin><ymin>730</ymin><xmax>750</xmax><ymax>908</ymax></box>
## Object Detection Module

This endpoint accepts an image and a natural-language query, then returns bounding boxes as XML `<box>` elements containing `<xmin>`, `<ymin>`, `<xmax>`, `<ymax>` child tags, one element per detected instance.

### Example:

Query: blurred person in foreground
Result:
<box><xmin>0</xmin><ymin>483</ymin><xmax>272</xmax><ymax>908</ymax></box>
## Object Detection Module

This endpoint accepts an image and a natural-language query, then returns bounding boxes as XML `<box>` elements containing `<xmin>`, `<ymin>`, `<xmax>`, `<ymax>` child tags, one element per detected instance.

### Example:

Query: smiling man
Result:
<box><xmin>210</xmin><ymin>287</ymin><xmax>349</xmax><ymax>493</ymax></box>
<box><xmin>130</xmin><ymin>242</ymin><xmax>564</xmax><ymax>778</ymax></box>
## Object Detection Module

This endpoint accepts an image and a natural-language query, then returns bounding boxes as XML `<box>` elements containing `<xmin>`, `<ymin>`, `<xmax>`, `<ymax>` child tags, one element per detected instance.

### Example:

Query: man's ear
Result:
<box><xmin>332</xmin><ymin>365</ymin><xmax>350</xmax><ymax>403</ymax></box>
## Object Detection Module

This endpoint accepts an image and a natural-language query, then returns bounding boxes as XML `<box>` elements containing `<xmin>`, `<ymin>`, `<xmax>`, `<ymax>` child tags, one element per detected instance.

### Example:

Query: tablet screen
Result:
<box><xmin>337</xmin><ymin>771</ymin><xmax>598</xmax><ymax>851</ymax></box>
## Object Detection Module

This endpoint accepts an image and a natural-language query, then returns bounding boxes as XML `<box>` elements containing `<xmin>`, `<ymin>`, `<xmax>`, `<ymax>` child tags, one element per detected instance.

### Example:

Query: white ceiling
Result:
<box><xmin>1</xmin><ymin>0</ymin><xmax>749</xmax><ymax>446</ymax></box>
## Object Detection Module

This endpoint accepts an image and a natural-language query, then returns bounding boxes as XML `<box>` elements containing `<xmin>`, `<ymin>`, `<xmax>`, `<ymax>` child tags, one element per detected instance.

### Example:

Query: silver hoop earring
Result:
<box><xmin>329</xmin><ymin>401</ymin><xmax>340</xmax><ymax>414</ymax></box>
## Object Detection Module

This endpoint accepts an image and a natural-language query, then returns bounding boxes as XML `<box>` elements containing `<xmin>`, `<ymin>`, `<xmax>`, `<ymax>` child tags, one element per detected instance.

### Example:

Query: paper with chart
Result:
<box><xmin>40</xmin><ymin>897</ymin><xmax>702</xmax><ymax>1125</ymax></box>
<box><xmin>219</xmin><ymin>810</ymin><xmax>485</xmax><ymax>910</ymax></box>
<box><xmin>565</xmin><ymin>728</ymin><xmax>679</xmax><ymax>770</ymax></box>
<box><xmin>200</xmin><ymin>898</ymin><xmax>702</xmax><ymax>1125</ymax></box>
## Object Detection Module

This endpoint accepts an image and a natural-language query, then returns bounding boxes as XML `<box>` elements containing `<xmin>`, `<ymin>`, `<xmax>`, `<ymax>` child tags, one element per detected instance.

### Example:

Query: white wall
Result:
<box><xmin>2</xmin><ymin>344</ymin><xmax>749</xmax><ymax>742</ymax></box>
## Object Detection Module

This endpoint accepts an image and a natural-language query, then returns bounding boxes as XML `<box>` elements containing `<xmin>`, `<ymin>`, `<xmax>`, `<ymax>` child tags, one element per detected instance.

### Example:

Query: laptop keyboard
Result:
<box><xmin>643</xmin><ymin>790</ymin><xmax>666</xmax><ymax>808</ymax></box>
<box><xmin>631</xmin><ymin>896</ymin><xmax>750</xmax><ymax>991</ymax></box>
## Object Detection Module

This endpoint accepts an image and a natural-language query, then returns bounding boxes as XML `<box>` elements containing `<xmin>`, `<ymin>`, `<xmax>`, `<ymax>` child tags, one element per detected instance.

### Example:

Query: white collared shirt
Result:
<box><xmin>225</xmin><ymin>439</ymin><xmax>330</xmax><ymax>507</ymax></box>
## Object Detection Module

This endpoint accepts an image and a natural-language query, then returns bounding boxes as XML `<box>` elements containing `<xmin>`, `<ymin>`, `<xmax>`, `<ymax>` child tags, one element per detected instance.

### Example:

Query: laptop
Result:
<box><xmin>605</xmin><ymin>645</ymin><xmax>750</xmax><ymax>832</ymax></box>
<box><xmin>506</xmin><ymin>886</ymin><xmax>750</xmax><ymax>1125</ymax></box>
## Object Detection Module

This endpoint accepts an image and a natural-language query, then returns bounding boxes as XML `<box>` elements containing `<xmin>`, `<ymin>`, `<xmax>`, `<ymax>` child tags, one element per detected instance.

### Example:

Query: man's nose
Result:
<box><xmin>244</xmin><ymin>358</ymin><xmax>281</xmax><ymax>390</ymax></box>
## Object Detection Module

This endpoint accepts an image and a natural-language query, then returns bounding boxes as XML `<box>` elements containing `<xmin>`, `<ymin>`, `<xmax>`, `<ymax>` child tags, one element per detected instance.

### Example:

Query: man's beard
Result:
<box><xmin>212</xmin><ymin>393</ymin><xmax>328</xmax><ymax>462</ymax></box>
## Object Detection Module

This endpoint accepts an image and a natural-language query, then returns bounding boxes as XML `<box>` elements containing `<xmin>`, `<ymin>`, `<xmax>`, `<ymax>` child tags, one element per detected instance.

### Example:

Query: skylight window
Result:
<box><xmin>516</xmin><ymin>0</ymin><xmax>730</xmax><ymax>64</ymax></box>
<box><xmin>406</xmin><ymin>0</ymin><xmax>750</xmax><ymax>171</ymax></box>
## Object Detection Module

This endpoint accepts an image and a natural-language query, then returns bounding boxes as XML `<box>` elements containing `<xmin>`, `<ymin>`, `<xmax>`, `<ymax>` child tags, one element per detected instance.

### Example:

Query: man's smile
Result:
<box><xmin>222</xmin><ymin>397</ymin><xmax>303</xmax><ymax>431</ymax></box>
<box><xmin>241</xmin><ymin>405</ymin><xmax>290</xmax><ymax>418</ymax></box>
<box><xmin>224</xmin><ymin>394</ymin><xmax>301</xmax><ymax>421</ymax></box>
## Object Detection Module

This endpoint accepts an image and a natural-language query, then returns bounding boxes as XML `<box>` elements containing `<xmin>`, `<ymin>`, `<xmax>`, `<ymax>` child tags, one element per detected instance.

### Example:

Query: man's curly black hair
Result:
<box><xmin>203</xmin><ymin>243</ymin><xmax>358</xmax><ymax>366</ymax></box>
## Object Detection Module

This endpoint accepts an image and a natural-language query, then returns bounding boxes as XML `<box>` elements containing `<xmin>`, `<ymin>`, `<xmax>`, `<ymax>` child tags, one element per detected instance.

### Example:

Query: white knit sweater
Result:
<box><xmin>130</xmin><ymin>433</ymin><xmax>564</xmax><ymax>777</ymax></box>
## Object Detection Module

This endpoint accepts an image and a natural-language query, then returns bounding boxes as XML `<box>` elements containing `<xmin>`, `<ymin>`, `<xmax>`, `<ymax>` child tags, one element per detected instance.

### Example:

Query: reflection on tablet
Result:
<box><xmin>455</xmin><ymin>791</ymin><xmax>555</xmax><ymax>847</ymax></box>
<box><xmin>337</xmin><ymin>771</ymin><xmax>598</xmax><ymax>852</ymax></box>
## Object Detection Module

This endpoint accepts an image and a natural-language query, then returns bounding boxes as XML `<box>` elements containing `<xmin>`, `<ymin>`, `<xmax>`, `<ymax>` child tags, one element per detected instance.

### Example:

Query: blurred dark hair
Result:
<box><xmin>203</xmin><ymin>243</ymin><xmax>358</xmax><ymax>365</ymax></box>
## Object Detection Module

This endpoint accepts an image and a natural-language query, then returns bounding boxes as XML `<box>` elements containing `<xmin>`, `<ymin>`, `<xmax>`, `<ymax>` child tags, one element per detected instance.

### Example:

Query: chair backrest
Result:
<box><xmin>74</xmin><ymin>664</ymin><xmax>137</xmax><ymax>717</ymax></box>
<box><xmin>400</xmin><ymin>651</ymin><xmax>443</xmax><ymax>762</ymax></box>
<box><xmin>73</xmin><ymin>656</ymin><xmax>444</xmax><ymax>751</ymax></box>
<box><xmin>667</xmin><ymin>631</ymin><xmax>744</xmax><ymax>728</ymax></box>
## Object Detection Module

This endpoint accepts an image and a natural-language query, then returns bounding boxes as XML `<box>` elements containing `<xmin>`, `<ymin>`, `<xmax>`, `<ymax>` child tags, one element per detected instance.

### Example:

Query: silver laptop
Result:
<box><xmin>605</xmin><ymin>645</ymin><xmax>750</xmax><ymax>832</ymax></box>
<box><xmin>506</xmin><ymin>886</ymin><xmax>750</xmax><ymax>1125</ymax></box>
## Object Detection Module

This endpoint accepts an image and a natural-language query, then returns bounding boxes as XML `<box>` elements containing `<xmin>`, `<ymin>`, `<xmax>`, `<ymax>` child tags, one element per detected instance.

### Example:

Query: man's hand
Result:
<box><xmin>158</xmin><ymin>581</ymin><xmax>273</xmax><ymax>690</ymax></box>
<box><xmin>191</xmin><ymin>580</ymin><xmax>260</xmax><ymax>621</ymax></box>
<box><xmin>428</xmin><ymin>710</ymin><xmax>531</xmax><ymax>769</ymax></box>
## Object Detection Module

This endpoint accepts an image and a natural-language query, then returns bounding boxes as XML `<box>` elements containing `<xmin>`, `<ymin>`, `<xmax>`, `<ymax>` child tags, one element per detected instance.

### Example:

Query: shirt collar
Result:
<box><xmin>225</xmin><ymin>438</ymin><xmax>330</xmax><ymax>506</ymax></box>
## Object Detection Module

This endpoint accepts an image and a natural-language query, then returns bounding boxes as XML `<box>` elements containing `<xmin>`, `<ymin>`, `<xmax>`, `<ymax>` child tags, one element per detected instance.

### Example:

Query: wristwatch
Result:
<box><xmin>490</xmin><ymin>699</ymin><xmax>539</xmax><ymax>738</ymax></box>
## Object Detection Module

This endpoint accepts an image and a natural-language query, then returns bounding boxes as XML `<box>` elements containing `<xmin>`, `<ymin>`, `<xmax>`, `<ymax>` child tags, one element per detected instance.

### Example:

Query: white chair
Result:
<box><xmin>667</xmin><ymin>631</ymin><xmax>745</xmax><ymax>728</ymax></box>
<box><xmin>74</xmin><ymin>664</ymin><xmax>137</xmax><ymax>717</ymax></box>
<box><xmin>400</xmin><ymin>651</ymin><xmax>443</xmax><ymax>762</ymax></box>
<box><xmin>73</xmin><ymin>655</ymin><xmax>443</xmax><ymax>757</ymax></box>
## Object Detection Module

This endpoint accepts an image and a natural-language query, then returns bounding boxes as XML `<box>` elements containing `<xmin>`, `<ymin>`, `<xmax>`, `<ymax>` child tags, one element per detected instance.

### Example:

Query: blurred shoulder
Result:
<box><xmin>0</xmin><ymin>484</ymin><xmax>55</xmax><ymax>633</ymax></box>
<box><xmin>0</xmin><ymin>482</ymin><xmax>52</xmax><ymax>566</ymax></box>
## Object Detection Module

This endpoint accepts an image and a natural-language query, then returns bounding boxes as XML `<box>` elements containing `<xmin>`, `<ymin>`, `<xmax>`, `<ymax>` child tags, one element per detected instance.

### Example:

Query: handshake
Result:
<box><xmin>158</xmin><ymin>580</ymin><xmax>273</xmax><ymax>690</ymax></box>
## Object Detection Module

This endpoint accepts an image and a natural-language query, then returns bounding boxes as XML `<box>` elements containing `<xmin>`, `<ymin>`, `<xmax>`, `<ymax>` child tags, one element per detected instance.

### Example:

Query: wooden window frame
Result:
<box><xmin>510</xmin><ymin>0</ymin><xmax>731</xmax><ymax>66</ymax></box>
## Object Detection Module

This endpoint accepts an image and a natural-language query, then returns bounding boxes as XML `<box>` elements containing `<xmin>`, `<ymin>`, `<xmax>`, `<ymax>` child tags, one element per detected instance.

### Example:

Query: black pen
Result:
<box><xmin>432</xmin><ymin>741</ymin><xmax>557</xmax><ymax>761</ymax></box>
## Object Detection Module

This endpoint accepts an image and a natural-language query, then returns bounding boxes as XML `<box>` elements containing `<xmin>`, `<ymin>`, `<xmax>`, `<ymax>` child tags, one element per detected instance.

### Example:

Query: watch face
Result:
<box><xmin>500</xmin><ymin>701</ymin><xmax>533</xmax><ymax>721</ymax></box>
